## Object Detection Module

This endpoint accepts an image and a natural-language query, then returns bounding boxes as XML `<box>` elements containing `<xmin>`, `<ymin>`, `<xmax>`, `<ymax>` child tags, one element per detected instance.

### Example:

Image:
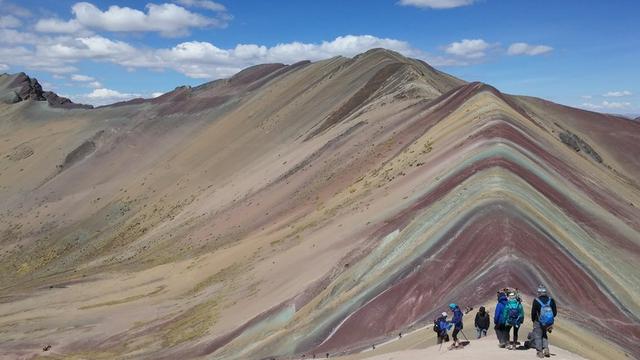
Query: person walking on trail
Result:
<box><xmin>531</xmin><ymin>285</ymin><xmax>557</xmax><ymax>358</ymax></box>
<box><xmin>494</xmin><ymin>291</ymin><xmax>509</xmax><ymax>348</ymax></box>
<box><xmin>433</xmin><ymin>312</ymin><xmax>451</xmax><ymax>345</ymax></box>
<box><xmin>474</xmin><ymin>306</ymin><xmax>490</xmax><ymax>338</ymax></box>
<box><xmin>502</xmin><ymin>291</ymin><xmax>524</xmax><ymax>349</ymax></box>
<box><xmin>448</xmin><ymin>303</ymin><xmax>464</xmax><ymax>349</ymax></box>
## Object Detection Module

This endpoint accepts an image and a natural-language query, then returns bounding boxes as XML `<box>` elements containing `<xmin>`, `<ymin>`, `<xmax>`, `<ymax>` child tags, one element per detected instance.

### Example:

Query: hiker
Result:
<box><xmin>433</xmin><ymin>312</ymin><xmax>451</xmax><ymax>345</ymax></box>
<box><xmin>494</xmin><ymin>291</ymin><xmax>509</xmax><ymax>348</ymax></box>
<box><xmin>474</xmin><ymin>306</ymin><xmax>490</xmax><ymax>338</ymax></box>
<box><xmin>514</xmin><ymin>288</ymin><xmax>523</xmax><ymax>303</ymax></box>
<box><xmin>448</xmin><ymin>303</ymin><xmax>464</xmax><ymax>349</ymax></box>
<box><xmin>503</xmin><ymin>291</ymin><xmax>524</xmax><ymax>349</ymax></box>
<box><xmin>531</xmin><ymin>285</ymin><xmax>557</xmax><ymax>358</ymax></box>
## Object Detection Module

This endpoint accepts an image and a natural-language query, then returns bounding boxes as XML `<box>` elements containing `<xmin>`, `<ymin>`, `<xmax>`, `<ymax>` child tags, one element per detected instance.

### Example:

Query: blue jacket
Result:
<box><xmin>494</xmin><ymin>293</ymin><xmax>508</xmax><ymax>325</ymax></box>
<box><xmin>451</xmin><ymin>307</ymin><xmax>463</xmax><ymax>329</ymax></box>
<box><xmin>436</xmin><ymin>317</ymin><xmax>450</xmax><ymax>336</ymax></box>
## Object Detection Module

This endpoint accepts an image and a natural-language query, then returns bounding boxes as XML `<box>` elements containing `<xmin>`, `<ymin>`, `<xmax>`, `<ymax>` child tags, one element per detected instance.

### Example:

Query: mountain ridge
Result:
<box><xmin>0</xmin><ymin>49</ymin><xmax>638</xmax><ymax>360</ymax></box>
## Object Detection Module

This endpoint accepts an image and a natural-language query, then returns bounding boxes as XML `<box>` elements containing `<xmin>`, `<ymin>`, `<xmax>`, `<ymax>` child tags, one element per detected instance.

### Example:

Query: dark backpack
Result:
<box><xmin>506</xmin><ymin>300</ymin><xmax>520</xmax><ymax>325</ymax></box>
<box><xmin>507</xmin><ymin>306</ymin><xmax>520</xmax><ymax>325</ymax></box>
<box><xmin>433</xmin><ymin>320</ymin><xmax>440</xmax><ymax>333</ymax></box>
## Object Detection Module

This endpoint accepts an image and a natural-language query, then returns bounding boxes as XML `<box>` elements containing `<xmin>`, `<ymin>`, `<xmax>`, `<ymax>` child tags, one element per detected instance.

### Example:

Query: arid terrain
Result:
<box><xmin>1</xmin><ymin>49</ymin><xmax>639</xmax><ymax>359</ymax></box>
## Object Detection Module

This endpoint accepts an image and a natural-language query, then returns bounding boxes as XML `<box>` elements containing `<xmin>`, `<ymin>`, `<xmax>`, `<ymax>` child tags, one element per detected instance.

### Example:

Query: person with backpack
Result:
<box><xmin>448</xmin><ymin>303</ymin><xmax>464</xmax><ymax>349</ymax></box>
<box><xmin>433</xmin><ymin>312</ymin><xmax>451</xmax><ymax>345</ymax></box>
<box><xmin>474</xmin><ymin>306</ymin><xmax>490</xmax><ymax>338</ymax></box>
<box><xmin>494</xmin><ymin>291</ymin><xmax>509</xmax><ymax>348</ymax></box>
<box><xmin>531</xmin><ymin>285</ymin><xmax>557</xmax><ymax>358</ymax></box>
<box><xmin>502</xmin><ymin>291</ymin><xmax>524</xmax><ymax>349</ymax></box>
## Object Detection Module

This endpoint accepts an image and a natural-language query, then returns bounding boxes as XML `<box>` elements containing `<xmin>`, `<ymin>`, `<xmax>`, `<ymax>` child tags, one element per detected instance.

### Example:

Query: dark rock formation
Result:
<box><xmin>3</xmin><ymin>72</ymin><xmax>93</xmax><ymax>109</ymax></box>
<box><xmin>559</xmin><ymin>130</ymin><xmax>603</xmax><ymax>163</ymax></box>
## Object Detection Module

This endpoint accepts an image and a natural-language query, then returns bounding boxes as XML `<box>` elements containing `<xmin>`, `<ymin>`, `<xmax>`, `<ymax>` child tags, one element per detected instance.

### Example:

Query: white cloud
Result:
<box><xmin>0</xmin><ymin>0</ymin><xmax>31</xmax><ymax>18</ymax></box>
<box><xmin>155</xmin><ymin>35</ymin><xmax>439</xmax><ymax>78</ymax></box>
<box><xmin>0</xmin><ymin>15</ymin><xmax>22</xmax><ymax>28</ymax></box>
<box><xmin>71</xmin><ymin>75</ymin><xmax>102</xmax><ymax>88</ymax></box>
<box><xmin>580</xmin><ymin>95</ymin><xmax>592</xmax><ymax>100</ymax></box>
<box><xmin>40</xmin><ymin>81</ymin><xmax>57</xmax><ymax>90</ymax></box>
<box><xmin>70</xmin><ymin>87</ymin><xmax>141</xmax><ymax>106</ymax></box>
<box><xmin>581</xmin><ymin>102</ymin><xmax>602</xmax><ymax>110</ymax></box>
<box><xmin>35</xmin><ymin>19</ymin><xmax>84</xmax><ymax>34</ymax></box>
<box><xmin>0</xmin><ymin>43</ymin><xmax>79</xmax><ymax>73</ymax></box>
<box><xmin>36</xmin><ymin>2</ymin><xmax>230</xmax><ymax>37</ymax></box>
<box><xmin>86</xmin><ymin>88</ymin><xmax>135</xmax><ymax>99</ymax></box>
<box><xmin>152</xmin><ymin>91</ymin><xmax>165</xmax><ymax>98</ymax></box>
<box><xmin>602</xmin><ymin>100</ymin><xmax>631</xmax><ymax>109</ymax></box>
<box><xmin>38</xmin><ymin>36</ymin><xmax>138</xmax><ymax>60</ymax></box>
<box><xmin>398</xmin><ymin>0</ymin><xmax>475</xmax><ymax>9</ymax></box>
<box><xmin>0</xmin><ymin>31</ymin><xmax>469</xmax><ymax>80</ymax></box>
<box><xmin>581</xmin><ymin>101</ymin><xmax>632</xmax><ymax>111</ymax></box>
<box><xmin>444</xmin><ymin>39</ymin><xmax>490</xmax><ymax>59</ymax></box>
<box><xmin>0</xmin><ymin>63</ymin><xmax>8</xmax><ymax>71</ymax></box>
<box><xmin>0</xmin><ymin>28</ymin><xmax>48</xmax><ymax>45</ymax></box>
<box><xmin>603</xmin><ymin>90</ymin><xmax>632</xmax><ymax>97</ymax></box>
<box><xmin>71</xmin><ymin>74</ymin><xmax>95</xmax><ymax>82</ymax></box>
<box><xmin>176</xmin><ymin>0</ymin><xmax>226</xmax><ymax>12</ymax></box>
<box><xmin>507</xmin><ymin>42</ymin><xmax>553</xmax><ymax>56</ymax></box>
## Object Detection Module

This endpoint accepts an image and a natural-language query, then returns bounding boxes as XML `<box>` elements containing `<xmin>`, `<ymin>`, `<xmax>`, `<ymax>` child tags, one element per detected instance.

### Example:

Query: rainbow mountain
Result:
<box><xmin>1</xmin><ymin>49</ymin><xmax>639</xmax><ymax>359</ymax></box>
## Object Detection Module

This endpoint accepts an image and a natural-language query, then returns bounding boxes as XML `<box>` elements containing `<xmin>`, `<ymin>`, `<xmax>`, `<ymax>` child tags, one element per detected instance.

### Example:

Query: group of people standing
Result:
<box><xmin>433</xmin><ymin>284</ymin><xmax>557</xmax><ymax>358</ymax></box>
<box><xmin>494</xmin><ymin>288</ymin><xmax>525</xmax><ymax>349</ymax></box>
<box><xmin>433</xmin><ymin>303</ymin><xmax>464</xmax><ymax>349</ymax></box>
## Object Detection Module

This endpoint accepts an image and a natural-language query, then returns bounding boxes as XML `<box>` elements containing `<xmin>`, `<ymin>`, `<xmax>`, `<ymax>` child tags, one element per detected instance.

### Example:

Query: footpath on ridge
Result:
<box><xmin>334</xmin><ymin>332</ymin><xmax>586</xmax><ymax>360</ymax></box>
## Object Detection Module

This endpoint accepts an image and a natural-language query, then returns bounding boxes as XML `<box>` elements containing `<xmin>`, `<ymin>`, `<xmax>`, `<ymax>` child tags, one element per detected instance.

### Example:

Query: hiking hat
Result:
<box><xmin>442</xmin><ymin>312</ymin><xmax>448</xmax><ymax>317</ymax></box>
<box><xmin>449</xmin><ymin>303</ymin><xmax>457</xmax><ymax>310</ymax></box>
<box><xmin>537</xmin><ymin>284</ymin><xmax>547</xmax><ymax>295</ymax></box>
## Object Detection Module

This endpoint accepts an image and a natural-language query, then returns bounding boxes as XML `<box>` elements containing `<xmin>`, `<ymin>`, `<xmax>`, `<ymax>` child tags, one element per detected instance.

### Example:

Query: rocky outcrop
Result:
<box><xmin>10</xmin><ymin>72</ymin><xmax>46</xmax><ymax>101</ymax></box>
<box><xmin>559</xmin><ymin>130</ymin><xmax>603</xmax><ymax>163</ymax></box>
<box><xmin>1</xmin><ymin>72</ymin><xmax>93</xmax><ymax>109</ymax></box>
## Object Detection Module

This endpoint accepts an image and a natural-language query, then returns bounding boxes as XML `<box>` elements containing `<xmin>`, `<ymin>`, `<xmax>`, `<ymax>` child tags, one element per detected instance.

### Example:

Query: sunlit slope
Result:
<box><xmin>0</xmin><ymin>49</ymin><xmax>638</xmax><ymax>360</ymax></box>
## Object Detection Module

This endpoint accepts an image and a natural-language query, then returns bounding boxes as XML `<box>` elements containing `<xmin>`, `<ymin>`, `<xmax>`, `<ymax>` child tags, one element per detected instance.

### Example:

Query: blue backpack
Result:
<box><xmin>537</xmin><ymin>298</ymin><xmax>554</xmax><ymax>326</ymax></box>
<box><xmin>434</xmin><ymin>319</ymin><xmax>449</xmax><ymax>336</ymax></box>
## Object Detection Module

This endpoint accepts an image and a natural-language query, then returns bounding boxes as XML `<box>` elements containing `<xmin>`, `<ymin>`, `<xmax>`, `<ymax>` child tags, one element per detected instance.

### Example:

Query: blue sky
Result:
<box><xmin>0</xmin><ymin>0</ymin><xmax>638</xmax><ymax>114</ymax></box>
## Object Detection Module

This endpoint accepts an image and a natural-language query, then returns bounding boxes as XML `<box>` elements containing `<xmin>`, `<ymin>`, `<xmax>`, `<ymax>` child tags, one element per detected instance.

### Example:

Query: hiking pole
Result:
<box><xmin>460</xmin><ymin>329</ymin><xmax>470</xmax><ymax>342</ymax></box>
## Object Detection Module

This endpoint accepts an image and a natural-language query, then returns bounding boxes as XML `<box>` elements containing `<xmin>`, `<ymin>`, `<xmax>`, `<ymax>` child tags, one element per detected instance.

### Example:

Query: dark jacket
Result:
<box><xmin>475</xmin><ymin>309</ymin><xmax>490</xmax><ymax>330</ymax></box>
<box><xmin>451</xmin><ymin>307</ymin><xmax>463</xmax><ymax>329</ymax></box>
<box><xmin>494</xmin><ymin>293</ymin><xmax>508</xmax><ymax>325</ymax></box>
<box><xmin>531</xmin><ymin>295</ymin><xmax>557</xmax><ymax>322</ymax></box>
